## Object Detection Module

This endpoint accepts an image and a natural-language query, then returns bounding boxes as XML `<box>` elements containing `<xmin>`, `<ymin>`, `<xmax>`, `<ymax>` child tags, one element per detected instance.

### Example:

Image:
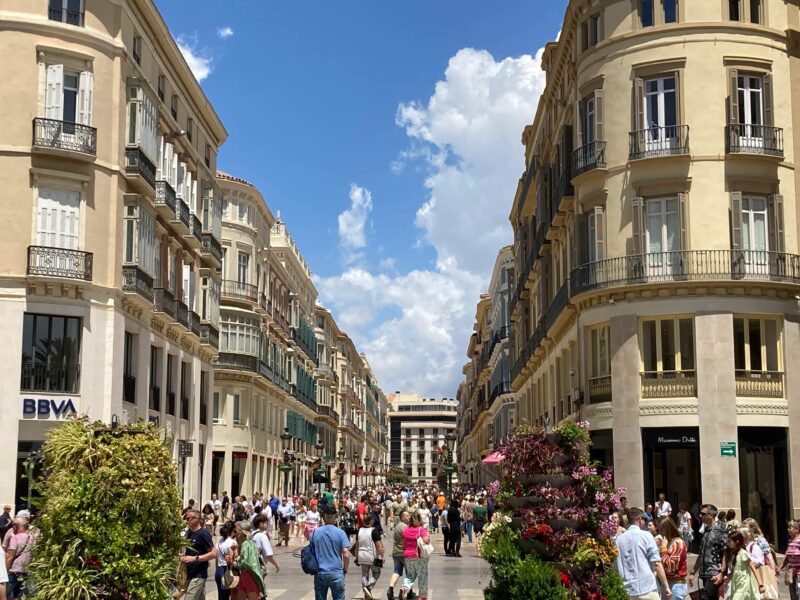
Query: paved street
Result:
<box><xmin>203</xmin><ymin>529</ymin><xmax>490</xmax><ymax>599</ymax></box>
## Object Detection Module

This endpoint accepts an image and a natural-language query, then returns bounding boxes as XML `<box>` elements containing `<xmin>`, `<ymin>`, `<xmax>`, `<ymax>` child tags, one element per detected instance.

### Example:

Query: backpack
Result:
<box><xmin>339</xmin><ymin>511</ymin><xmax>356</xmax><ymax>535</ymax></box>
<box><xmin>301</xmin><ymin>529</ymin><xmax>319</xmax><ymax>575</ymax></box>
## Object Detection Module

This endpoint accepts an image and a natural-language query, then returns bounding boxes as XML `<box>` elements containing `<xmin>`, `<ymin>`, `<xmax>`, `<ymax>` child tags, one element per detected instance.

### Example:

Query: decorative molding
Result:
<box><xmin>639</xmin><ymin>401</ymin><xmax>699</xmax><ymax>415</ymax></box>
<box><xmin>736</xmin><ymin>401</ymin><xmax>789</xmax><ymax>416</ymax></box>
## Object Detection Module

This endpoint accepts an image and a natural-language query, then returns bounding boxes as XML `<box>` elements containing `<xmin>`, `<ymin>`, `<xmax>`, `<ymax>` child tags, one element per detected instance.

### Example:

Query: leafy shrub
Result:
<box><xmin>601</xmin><ymin>569</ymin><xmax>629</xmax><ymax>600</ymax></box>
<box><xmin>28</xmin><ymin>419</ymin><xmax>184</xmax><ymax>599</ymax></box>
<box><xmin>510</xmin><ymin>557</ymin><xmax>571</xmax><ymax>600</ymax></box>
<box><xmin>479</xmin><ymin>516</ymin><xmax>521</xmax><ymax>598</ymax></box>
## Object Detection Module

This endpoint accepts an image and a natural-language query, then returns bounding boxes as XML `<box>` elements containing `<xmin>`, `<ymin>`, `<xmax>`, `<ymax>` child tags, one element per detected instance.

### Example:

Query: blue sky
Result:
<box><xmin>157</xmin><ymin>0</ymin><xmax>566</xmax><ymax>396</ymax></box>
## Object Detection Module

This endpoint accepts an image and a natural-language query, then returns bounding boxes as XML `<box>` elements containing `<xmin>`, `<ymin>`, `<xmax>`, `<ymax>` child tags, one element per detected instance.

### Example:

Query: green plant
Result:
<box><xmin>510</xmin><ymin>557</ymin><xmax>572</xmax><ymax>600</ymax></box>
<box><xmin>601</xmin><ymin>569</ymin><xmax>629</xmax><ymax>600</ymax></box>
<box><xmin>479</xmin><ymin>517</ymin><xmax>521</xmax><ymax>599</ymax></box>
<box><xmin>28</xmin><ymin>418</ymin><xmax>184</xmax><ymax>600</ymax></box>
<box><xmin>555</xmin><ymin>420</ymin><xmax>591</xmax><ymax>449</ymax></box>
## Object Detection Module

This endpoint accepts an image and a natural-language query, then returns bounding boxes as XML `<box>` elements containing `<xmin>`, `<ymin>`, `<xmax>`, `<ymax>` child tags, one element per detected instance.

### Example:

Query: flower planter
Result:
<box><xmin>511</xmin><ymin>516</ymin><xmax>523</xmax><ymax>530</ymax></box>
<box><xmin>548</xmin><ymin>518</ymin><xmax>579</xmax><ymax>531</ymax></box>
<box><xmin>508</xmin><ymin>495</ymin><xmax>543</xmax><ymax>509</ymax></box>
<box><xmin>527</xmin><ymin>474</ymin><xmax>574</xmax><ymax>488</ymax></box>
<box><xmin>519</xmin><ymin>538</ymin><xmax>551</xmax><ymax>557</ymax></box>
<box><xmin>554</xmin><ymin>498</ymin><xmax>579</xmax><ymax>508</ymax></box>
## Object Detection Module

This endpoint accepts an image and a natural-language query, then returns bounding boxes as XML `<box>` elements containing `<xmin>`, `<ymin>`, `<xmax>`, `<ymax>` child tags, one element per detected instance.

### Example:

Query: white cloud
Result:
<box><xmin>176</xmin><ymin>35</ymin><xmax>212</xmax><ymax>82</ymax></box>
<box><xmin>217</xmin><ymin>26</ymin><xmax>234</xmax><ymax>39</ymax></box>
<box><xmin>338</xmin><ymin>184</ymin><xmax>373</xmax><ymax>250</ymax></box>
<box><xmin>318</xmin><ymin>46</ymin><xmax>548</xmax><ymax>397</ymax></box>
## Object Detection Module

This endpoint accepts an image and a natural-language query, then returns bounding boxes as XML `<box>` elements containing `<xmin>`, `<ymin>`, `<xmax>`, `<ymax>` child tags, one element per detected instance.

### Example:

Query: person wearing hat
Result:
<box><xmin>307</xmin><ymin>504</ymin><xmax>352</xmax><ymax>600</ymax></box>
<box><xmin>230</xmin><ymin>521</ymin><xmax>265</xmax><ymax>600</ymax></box>
<box><xmin>179</xmin><ymin>509</ymin><xmax>215</xmax><ymax>600</ymax></box>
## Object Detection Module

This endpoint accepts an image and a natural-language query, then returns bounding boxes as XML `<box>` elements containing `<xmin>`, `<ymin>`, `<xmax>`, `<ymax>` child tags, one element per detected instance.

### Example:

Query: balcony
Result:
<box><xmin>171</xmin><ymin>197</ymin><xmax>191</xmax><ymax>235</ymax></box>
<box><xmin>735</xmin><ymin>370</ymin><xmax>784</xmax><ymax>398</ymax></box>
<box><xmin>123</xmin><ymin>374</ymin><xmax>136</xmax><ymax>404</ymax></box>
<box><xmin>315</xmin><ymin>405</ymin><xmax>339</xmax><ymax>423</ymax></box>
<box><xmin>290</xmin><ymin>384</ymin><xmax>317</xmax><ymax>411</ymax></box>
<box><xmin>27</xmin><ymin>246</ymin><xmax>93</xmax><ymax>281</ymax></box>
<box><xmin>572</xmin><ymin>250</ymin><xmax>800</xmax><ymax>295</ymax></box>
<box><xmin>122</xmin><ymin>265</ymin><xmax>154</xmax><ymax>303</ymax></box>
<box><xmin>588</xmin><ymin>375</ymin><xmax>612</xmax><ymax>404</ymax></box>
<box><xmin>200</xmin><ymin>323</ymin><xmax>219</xmax><ymax>349</ymax></box>
<box><xmin>154</xmin><ymin>181</ymin><xmax>177</xmax><ymax>219</ymax></box>
<box><xmin>214</xmin><ymin>352</ymin><xmax>258</xmax><ymax>373</ymax></box>
<box><xmin>629</xmin><ymin>124</ymin><xmax>690</xmax><ymax>160</ymax></box>
<box><xmin>32</xmin><ymin>118</ymin><xmax>96</xmax><ymax>157</ymax></box>
<box><xmin>176</xmin><ymin>301</ymin><xmax>189</xmax><ymax>329</ymax></box>
<box><xmin>184</xmin><ymin>214</ymin><xmax>203</xmax><ymax>249</ymax></box>
<box><xmin>125</xmin><ymin>147</ymin><xmax>156</xmax><ymax>191</ymax></box>
<box><xmin>544</xmin><ymin>282</ymin><xmax>569</xmax><ymax>332</ymax></box>
<box><xmin>726</xmin><ymin>124</ymin><xmax>784</xmax><ymax>157</ymax></box>
<box><xmin>273</xmin><ymin>309</ymin><xmax>290</xmax><ymax>333</ymax></box>
<box><xmin>20</xmin><ymin>361</ymin><xmax>80</xmax><ymax>393</ymax></box>
<box><xmin>640</xmin><ymin>371</ymin><xmax>697</xmax><ymax>399</ymax></box>
<box><xmin>48</xmin><ymin>6</ymin><xmax>84</xmax><ymax>26</ymax></box>
<box><xmin>258</xmin><ymin>359</ymin><xmax>274</xmax><ymax>381</ymax></box>
<box><xmin>149</xmin><ymin>384</ymin><xmax>161</xmax><ymax>411</ymax></box>
<box><xmin>571</xmin><ymin>140</ymin><xmax>606</xmax><ymax>178</ymax></box>
<box><xmin>189</xmin><ymin>311</ymin><xmax>202</xmax><ymax>338</ymax></box>
<box><xmin>153</xmin><ymin>287</ymin><xmax>177</xmax><ymax>319</ymax></box>
<box><xmin>201</xmin><ymin>233</ymin><xmax>223</xmax><ymax>267</ymax></box>
<box><xmin>221</xmin><ymin>280</ymin><xmax>258</xmax><ymax>304</ymax></box>
<box><xmin>166</xmin><ymin>391</ymin><xmax>176</xmax><ymax>415</ymax></box>
<box><xmin>490</xmin><ymin>381</ymin><xmax>511</xmax><ymax>403</ymax></box>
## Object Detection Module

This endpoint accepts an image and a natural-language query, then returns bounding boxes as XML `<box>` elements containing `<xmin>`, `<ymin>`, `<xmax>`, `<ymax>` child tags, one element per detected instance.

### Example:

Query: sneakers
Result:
<box><xmin>386</xmin><ymin>587</ymin><xmax>394</xmax><ymax>600</ymax></box>
<box><xmin>363</xmin><ymin>587</ymin><xmax>374</xmax><ymax>600</ymax></box>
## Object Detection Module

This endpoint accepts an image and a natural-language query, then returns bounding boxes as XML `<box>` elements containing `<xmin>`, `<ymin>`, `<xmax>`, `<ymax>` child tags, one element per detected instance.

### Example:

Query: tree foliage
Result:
<box><xmin>29</xmin><ymin>418</ymin><xmax>184</xmax><ymax>600</ymax></box>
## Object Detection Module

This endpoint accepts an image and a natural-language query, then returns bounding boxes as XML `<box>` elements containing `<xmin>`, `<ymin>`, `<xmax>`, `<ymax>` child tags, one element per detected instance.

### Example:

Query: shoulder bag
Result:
<box><xmin>416</xmin><ymin>528</ymin><xmax>434</xmax><ymax>559</ymax></box>
<box><xmin>300</xmin><ymin>529</ymin><xmax>319</xmax><ymax>575</ymax></box>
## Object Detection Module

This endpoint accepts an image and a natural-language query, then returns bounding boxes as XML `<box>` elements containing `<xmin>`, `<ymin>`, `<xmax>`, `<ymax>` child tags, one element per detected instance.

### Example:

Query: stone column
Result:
<box><xmin>783</xmin><ymin>315</ymin><xmax>800</xmax><ymax>518</ymax></box>
<box><xmin>695</xmin><ymin>312</ymin><xmax>740</xmax><ymax>514</ymax></box>
<box><xmin>610</xmin><ymin>314</ymin><xmax>645</xmax><ymax>506</ymax></box>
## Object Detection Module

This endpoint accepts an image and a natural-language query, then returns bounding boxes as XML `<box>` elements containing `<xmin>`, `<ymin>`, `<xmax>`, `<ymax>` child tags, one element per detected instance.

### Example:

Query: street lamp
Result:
<box><xmin>444</xmin><ymin>432</ymin><xmax>457</xmax><ymax>497</ymax></box>
<box><xmin>337</xmin><ymin>446</ymin><xmax>346</xmax><ymax>498</ymax></box>
<box><xmin>352</xmin><ymin>448</ymin><xmax>359</xmax><ymax>489</ymax></box>
<box><xmin>315</xmin><ymin>436</ymin><xmax>325</xmax><ymax>492</ymax></box>
<box><xmin>280</xmin><ymin>427</ymin><xmax>293</xmax><ymax>497</ymax></box>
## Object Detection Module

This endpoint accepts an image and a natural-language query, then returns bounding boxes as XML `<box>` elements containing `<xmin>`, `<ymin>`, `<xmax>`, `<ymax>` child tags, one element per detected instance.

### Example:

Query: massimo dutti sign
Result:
<box><xmin>643</xmin><ymin>428</ymin><xmax>699</xmax><ymax>448</ymax></box>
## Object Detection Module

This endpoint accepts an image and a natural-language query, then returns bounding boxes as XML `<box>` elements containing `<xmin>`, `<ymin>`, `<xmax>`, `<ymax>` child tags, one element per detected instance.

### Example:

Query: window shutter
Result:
<box><xmin>674</xmin><ymin>70</ymin><xmax>682</xmax><ymax>125</ymax></box>
<box><xmin>632</xmin><ymin>196</ymin><xmax>645</xmax><ymax>254</ymax></box>
<box><xmin>574</xmin><ymin>212</ymin><xmax>588</xmax><ymax>267</ymax></box>
<box><xmin>593</xmin><ymin>89</ymin><xmax>604</xmax><ymax>142</ymax></box>
<box><xmin>575</xmin><ymin>101</ymin><xmax>583</xmax><ymax>148</ymax></box>
<box><xmin>594</xmin><ymin>205</ymin><xmax>606</xmax><ymax>261</ymax></box>
<box><xmin>763</xmin><ymin>74</ymin><xmax>773</xmax><ymax>127</ymax></box>
<box><xmin>634</xmin><ymin>77</ymin><xmax>645</xmax><ymax>130</ymax></box>
<box><xmin>678</xmin><ymin>192</ymin><xmax>688</xmax><ymax>251</ymax></box>
<box><xmin>768</xmin><ymin>194</ymin><xmax>785</xmax><ymax>253</ymax></box>
<box><xmin>45</xmin><ymin>64</ymin><xmax>64</xmax><ymax>120</ymax></box>
<box><xmin>730</xmin><ymin>191</ymin><xmax>743</xmax><ymax>250</ymax></box>
<box><xmin>38</xmin><ymin>62</ymin><xmax>47</xmax><ymax>117</ymax></box>
<box><xmin>37</xmin><ymin>189</ymin><xmax>56</xmax><ymax>247</ymax></box>
<box><xmin>78</xmin><ymin>71</ymin><xmax>93</xmax><ymax>125</ymax></box>
<box><xmin>728</xmin><ymin>69</ymin><xmax>739</xmax><ymax>125</ymax></box>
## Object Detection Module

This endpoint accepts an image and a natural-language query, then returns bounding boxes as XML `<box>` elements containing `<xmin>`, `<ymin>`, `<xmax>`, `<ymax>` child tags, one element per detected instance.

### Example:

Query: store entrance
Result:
<box><xmin>643</xmin><ymin>428</ymin><xmax>701</xmax><ymax>518</ymax></box>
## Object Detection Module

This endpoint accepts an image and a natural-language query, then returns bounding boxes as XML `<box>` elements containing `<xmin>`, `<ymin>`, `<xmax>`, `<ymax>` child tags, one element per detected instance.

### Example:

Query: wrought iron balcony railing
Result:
<box><xmin>190</xmin><ymin>311</ymin><xmax>202</xmax><ymax>338</ymax></box>
<box><xmin>122</xmin><ymin>265</ymin><xmax>154</xmax><ymax>302</ymax></box>
<box><xmin>726</xmin><ymin>124</ymin><xmax>784</xmax><ymax>157</ymax></box>
<box><xmin>221</xmin><ymin>279</ymin><xmax>258</xmax><ymax>303</ymax></box>
<box><xmin>189</xmin><ymin>214</ymin><xmax>203</xmax><ymax>244</ymax></box>
<box><xmin>154</xmin><ymin>181</ymin><xmax>177</xmax><ymax>215</ymax></box>
<box><xmin>153</xmin><ymin>287</ymin><xmax>176</xmax><ymax>319</ymax></box>
<box><xmin>571</xmin><ymin>140</ymin><xmax>606</xmax><ymax>177</ymax></box>
<box><xmin>214</xmin><ymin>352</ymin><xmax>258</xmax><ymax>373</ymax></box>
<box><xmin>571</xmin><ymin>250</ymin><xmax>800</xmax><ymax>295</ymax></box>
<box><xmin>21</xmin><ymin>361</ymin><xmax>80</xmax><ymax>393</ymax></box>
<box><xmin>48</xmin><ymin>7</ymin><xmax>84</xmax><ymax>26</ymax></box>
<box><xmin>201</xmin><ymin>233</ymin><xmax>223</xmax><ymax>263</ymax></box>
<box><xmin>640</xmin><ymin>371</ymin><xmax>697</xmax><ymax>398</ymax></box>
<box><xmin>27</xmin><ymin>245</ymin><xmax>93</xmax><ymax>281</ymax></box>
<box><xmin>589</xmin><ymin>375</ymin><xmax>612</xmax><ymax>404</ymax></box>
<box><xmin>125</xmin><ymin>147</ymin><xmax>156</xmax><ymax>190</ymax></box>
<box><xmin>490</xmin><ymin>381</ymin><xmax>511</xmax><ymax>403</ymax></box>
<box><xmin>176</xmin><ymin>198</ymin><xmax>191</xmax><ymax>229</ymax></box>
<box><xmin>176</xmin><ymin>301</ymin><xmax>189</xmax><ymax>328</ymax></box>
<box><xmin>629</xmin><ymin>124</ymin><xmax>690</xmax><ymax>160</ymax></box>
<box><xmin>200</xmin><ymin>323</ymin><xmax>219</xmax><ymax>349</ymax></box>
<box><xmin>735</xmin><ymin>370</ymin><xmax>784</xmax><ymax>398</ymax></box>
<box><xmin>32</xmin><ymin>118</ymin><xmax>96</xmax><ymax>155</ymax></box>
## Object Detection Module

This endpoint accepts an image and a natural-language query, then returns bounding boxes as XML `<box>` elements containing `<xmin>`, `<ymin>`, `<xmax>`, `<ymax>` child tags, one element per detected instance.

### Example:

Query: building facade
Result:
<box><xmin>457</xmin><ymin>248</ymin><xmax>515</xmax><ymax>485</ymax></box>
<box><xmin>507</xmin><ymin>0</ymin><xmax>800</xmax><ymax>545</ymax></box>
<box><xmin>389</xmin><ymin>393</ymin><xmax>458</xmax><ymax>484</ymax></box>
<box><xmin>0</xmin><ymin>0</ymin><xmax>227</xmax><ymax>508</ymax></box>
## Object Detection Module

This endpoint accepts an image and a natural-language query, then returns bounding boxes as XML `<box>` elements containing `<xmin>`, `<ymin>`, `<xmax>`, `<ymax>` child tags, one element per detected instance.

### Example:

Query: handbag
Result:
<box><xmin>221</xmin><ymin>564</ymin><xmax>240</xmax><ymax>590</ymax></box>
<box><xmin>760</xmin><ymin>564</ymin><xmax>779</xmax><ymax>600</ymax></box>
<box><xmin>416</xmin><ymin>530</ymin><xmax>434</xmax><ymax>559</ymax></box>
<box><xmin>301</xmin><ymin>530</ymin><xmax>319</xmax><ymax>575</ymax></box>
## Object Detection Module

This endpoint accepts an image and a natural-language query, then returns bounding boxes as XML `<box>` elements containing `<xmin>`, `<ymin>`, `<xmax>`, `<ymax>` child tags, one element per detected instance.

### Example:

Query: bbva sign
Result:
<box><xmin>22</xmin><ymin>397</ymin><xmax>78</xmax><ymax>419</ymax></box>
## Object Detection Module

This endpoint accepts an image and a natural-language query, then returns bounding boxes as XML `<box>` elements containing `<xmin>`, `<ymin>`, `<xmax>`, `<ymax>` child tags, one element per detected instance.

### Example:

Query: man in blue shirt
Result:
<box><xmin>310</xmin><ymin>504</ymin><xmax>352</xmax><ymax>600</ymax></box>
<box><xmin>615</xmin><ymin>507</ymin><xmax>671</xmax><ymax>600</ymax></box>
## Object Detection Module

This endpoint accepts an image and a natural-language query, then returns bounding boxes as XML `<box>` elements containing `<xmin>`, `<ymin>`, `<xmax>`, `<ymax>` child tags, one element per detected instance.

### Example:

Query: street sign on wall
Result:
<box><xmin>178</xmin><ymin>441</ymin><xmax>193</xmax><ymax>458</ymax></box>
<box><xmin>720</xmin><ymin>441</ymin><xmax>737</xmax><ymax>458</ymax></box>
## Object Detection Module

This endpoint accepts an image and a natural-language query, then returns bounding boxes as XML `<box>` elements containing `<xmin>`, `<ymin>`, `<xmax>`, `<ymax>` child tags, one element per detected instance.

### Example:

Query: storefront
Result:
<box><xmin>642</xmin><ymin>427</ymin><xmax>701</xmax><ymax>514</ymax></box>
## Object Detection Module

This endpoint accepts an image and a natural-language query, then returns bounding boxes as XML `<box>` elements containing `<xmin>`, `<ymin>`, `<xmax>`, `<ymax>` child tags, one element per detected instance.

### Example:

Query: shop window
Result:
<box><xmin>20</xmin><ymin>313</ymin><xmax>82</xmax><ymax>393</ymax></box>
<box><xmin>640</xmin><ymin>317</ymin><xmax>695</xmax><ymax>376</ymax></box>
<box><xmin>733</xmin><ymin>317</ymin><xmax>781</xmax><ymax>374</ymax></box>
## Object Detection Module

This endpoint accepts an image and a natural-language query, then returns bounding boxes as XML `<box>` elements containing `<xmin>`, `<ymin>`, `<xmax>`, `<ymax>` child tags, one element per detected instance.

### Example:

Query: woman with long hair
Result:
<box><xmin>214</xmin><ymin>521</ymin><xmax>238</xmax><ymax>600</ymax></box>
<box><xmin>725</xmin><ymin>530</ymin><xmax>764</xmax><ymax>600</ymax></box>
<box><xmin>778</xmin><ymin>520</ymin><xmax>800</xmax><ymax>600</ymax></box>
<box><xmin>304</xmin><ymin>500</ymin><xmax>320</xmax><ymax>542</ymax></box>
<box><xmin>657</xmin><ymin>516</ymin><xmax>688</xmax><ymax>600</ymax></box>
<box><xmin>399</xmin><ymin>512</ymin><xmax>430</xmax><ymax>600</ymax></box>
<box><xmin>742</xmin><ymin>518</ymin><xmax>776</xmax><ymax>570</ymax></box>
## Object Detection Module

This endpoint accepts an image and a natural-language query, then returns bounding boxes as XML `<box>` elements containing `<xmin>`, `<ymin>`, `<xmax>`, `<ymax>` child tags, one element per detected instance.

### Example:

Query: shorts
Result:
<box><xmin>290</xmin><ymin>515</ymin><xmax>297</xmax><ymax>522</ymax></box>
<box><xmin>393</xmin><ymin>556</ymin><xmax>405</xmax><ymax>576</ymax></box>
<box><xmin>234</xmin><ymin>570</ymin><xmax>261</xmax><ymax>594</ymax></box>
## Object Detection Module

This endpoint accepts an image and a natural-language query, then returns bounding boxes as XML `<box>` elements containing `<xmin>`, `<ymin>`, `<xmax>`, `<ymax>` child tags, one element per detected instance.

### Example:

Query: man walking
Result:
<box><xmin>688</xmin><ymin>504</ymin><xmax>728</xmax><ymax>600</ymax></box>
<box><xmin>656</xmin><ymin>492</ymin><xmax>673</xmax><ymax>518</ymax></box>
<box><xmin>178</xmin><ymin>509</ymin><xmax>215</xmax><ymax>600</ymax></box>
<box><xmin>386</xmin><ymin>510</ymin><xmax>413</xmax><ymax>600</ymax></box>
<box><xmin>309</xmin><ymin>505</ymin><xmax>351</xmax><ymax>600</ymax></box>
<box><xmin>614</xmin><ymin>507</ymin><xmax>672</xmax><ymax>600</ymax></box>
<box><xmin>277</xmin><ymin>497</ymin><xmax>294</xmax><ymax>547</ymax></box>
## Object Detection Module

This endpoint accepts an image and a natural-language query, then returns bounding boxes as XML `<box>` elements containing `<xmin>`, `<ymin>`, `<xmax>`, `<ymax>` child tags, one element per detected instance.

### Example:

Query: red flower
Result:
<box><xmin>559</xmin><ymin>572</ymin><xmax>571</xmax><ymax>588</ymax></box>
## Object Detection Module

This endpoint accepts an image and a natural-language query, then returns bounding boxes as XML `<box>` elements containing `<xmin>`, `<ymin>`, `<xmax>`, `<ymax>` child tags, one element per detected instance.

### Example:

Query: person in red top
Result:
<box><xmin>658</xmin><ymin>516</ymin><xmax>688</xmax><ymax>599</ymax></box>
<box><xmin>356</xmin><ymin>495</ymin><xmax>368</xmax><ymax>530</ymax></box>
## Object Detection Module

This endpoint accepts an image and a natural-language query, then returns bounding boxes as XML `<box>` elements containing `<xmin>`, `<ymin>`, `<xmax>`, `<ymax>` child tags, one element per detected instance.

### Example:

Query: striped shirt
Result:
<box><xmin>785</xmin><ymin>538</ymin><xmax>800</xmax><ymax>575</ymax></box>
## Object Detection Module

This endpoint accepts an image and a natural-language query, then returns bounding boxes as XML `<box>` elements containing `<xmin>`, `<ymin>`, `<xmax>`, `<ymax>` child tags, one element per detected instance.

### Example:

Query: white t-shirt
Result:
<box><xmin>657</xmin><ymin>501</ymin><xmax>673</xmax><ymax>517</ymax></box>
<box><xmin>215</xmin><ymin>537</ymin><xmax>237</xmax><ymax>567</ymax></box>
<box><xmin>305</xmin><ymin>510</ymin><xmax>320</xmax><ymax>528</ymax></box>
<box><xmin>211</xmin><ymin>499</ymin><xmax>222</xmax><ymax>516</ymax></box>
<box><xmin>253</xmin><ymin>531</ymin><xmax>273</xmax><ymax>559</ymax></box>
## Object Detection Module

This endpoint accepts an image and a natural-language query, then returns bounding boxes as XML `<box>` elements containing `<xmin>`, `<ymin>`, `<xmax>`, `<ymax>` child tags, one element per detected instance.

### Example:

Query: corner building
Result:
<box><xmin>510</xmin><ymin>0</ymin><xmax>800</xmax><ymax>545</ymax></box>
<box><xmin>0</xmin><ymin>0</ymin><xmax>227</xmax><ymax>507</ymax></box>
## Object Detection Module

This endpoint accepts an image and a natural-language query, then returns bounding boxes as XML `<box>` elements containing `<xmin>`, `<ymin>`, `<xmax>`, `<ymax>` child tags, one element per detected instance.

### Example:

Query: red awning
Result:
<box><xmin>482</xmin><ymin>451</ymin><xmax>505</xmax><ymax>464</ymax></box>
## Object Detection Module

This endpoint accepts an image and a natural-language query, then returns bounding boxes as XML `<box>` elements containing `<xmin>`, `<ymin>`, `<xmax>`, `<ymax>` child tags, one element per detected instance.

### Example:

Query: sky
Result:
<box><xmin>155</xmin><ymin>0</ymin><xmax>567</xmax><ymax>398</ymax></box>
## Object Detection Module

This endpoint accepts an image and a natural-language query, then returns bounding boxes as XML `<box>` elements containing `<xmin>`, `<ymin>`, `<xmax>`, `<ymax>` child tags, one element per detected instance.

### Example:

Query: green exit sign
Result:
<box><xmin>721</xmin><ymin>442</ymin><xmax>737</xmax><ymax>458</ymax></box>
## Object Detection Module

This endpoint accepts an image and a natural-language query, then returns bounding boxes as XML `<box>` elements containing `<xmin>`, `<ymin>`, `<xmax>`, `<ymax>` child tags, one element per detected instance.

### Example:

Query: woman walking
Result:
<box><xmin>677</xmin><ymin>503</ymin><xmax>693</xmax><ymax>548</ymax></box>
<box><xmin>473</xmin><ymin>497</ymin><xmax>488</xmax><ymax>536</ymax></box>
<box><xmin>231</xmin><ymin>521</ymin><xmax>266</xmax><ymax>600</ymax></box>
<box><xmin>304</xmin><ymin>501</ymin><xmax>320</xmax><ymax>542</ymax></box>
<box><xmin>725</xmin><ymin>530</ymin><xmax>765</xmax><ymax>600</ymax></box>
<box><xmin>214</xmin><ymin>521</ymin><xmax>238</xmax><ymax>600</ymax></box>
<box><xmin>447</xmin><ymin>499</ymin><xmax>462</xmax><ymax>558</ymax></box>
<box><xmin>399</xmin><ymin>512</ymin><xmax>431</xmax><ymax>600</ymax></box>
<box><xmin>417</xmin><ymin>501</ymin><xmax>432</xmax><ymax>531</ymax></box>
<box><xmin>657</xmin><ymin>516</ymin><xmax>688</xmax><ymax>600</ymax></box>
<box><xmin>356</xmin><ymin>513</ymin><xmax>384</xmax><ymax>600</ymax></box>
<box><xmin>778</xmin><ymin>520</ymin><xmax>800</xmax><ymax>600</ymax></box>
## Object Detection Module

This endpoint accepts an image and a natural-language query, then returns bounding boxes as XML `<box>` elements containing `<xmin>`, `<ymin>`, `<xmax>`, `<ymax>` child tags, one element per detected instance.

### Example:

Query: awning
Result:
<box><xmin>482</xmin><ymin>451</ymin><xmax>505</xmax><ymax>464</ymax></box>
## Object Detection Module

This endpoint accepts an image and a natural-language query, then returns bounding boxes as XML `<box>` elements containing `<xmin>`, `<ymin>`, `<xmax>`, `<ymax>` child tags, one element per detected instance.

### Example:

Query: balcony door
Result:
<box><xmin>643</xmin><ymin>76</ymin><xmax>678</xmax><ymax>153</ymax></box>
<box><xmin>741</xmin><ymin>196</ymin><xmax>768</xmax><ymax>273</ymax></box>
<box><xmin>43</xmin><ymin>65</ymin><xmax>93</xmax><ymax>143</ymax></box>
<box><xmin>737</xmin><ymin>74</ymin><xmax>764</xmax><ymax>147</ymax></box>
<box><xmin>645</xmin><ymin>198</ymin><xmax>681</xmax><ymax>277</ymax></box>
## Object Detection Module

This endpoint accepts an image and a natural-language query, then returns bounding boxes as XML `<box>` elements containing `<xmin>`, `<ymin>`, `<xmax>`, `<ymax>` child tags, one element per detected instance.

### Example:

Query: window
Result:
<box><xmin>749</xmin><ymin>0</ymin><xmax>762</xmax><ymax>24</ymax></box>
<box><xmin>729</xmin><ymin>0</ymin><xmax>742</xmax><ymax>21</ymax></box>
<box><xmin>149</xmin><ymin>346</ymin><xmax>161</xmax><ymax>411</ymax></box>
<box><xmin>635</xmin><ymin>75</ymin><xmax>678</xmax><ymax>152</ymax></box>
<box><xmin>730</xmin><ymin>192</ymin><xmax>784</xmax><ymax>273</ymax></box>
<box><xmin>237</xmin><ymin>252</ymin><xmax>249</xmax><ymax>284</ymax></box>
<box><xmin>205</xmin><ymin>144</ymin><xmax>212</xmax><ymax>168</ymax></box>
<box><xmin>180</xmin><ymin>362</ymin><xmax>190</xmax><ymax>420</ymax></box>
<box><xmin>43</xmin><ymin>65</ymin><xmax>93</xmax><ymax>127</ymax></box>
<box><xmin>127</xmin><ymin>83</ymin><xmax>158</xmax><ymax>161</ymax></box>
<box><xmin>20</xmin><ymin>313</ymin><xmax>82</xmax><ymax>393</ymax></box>
<box><xmin>199</xmin><ymin>371</ymin><xmax>208</xmax><ymax>425</ymax></box>
<box><xmin>123</xmin><ymin>199</ymin><xmax>157</xmax><ymax>276</ymax></box>
<box><xmin>48</xmin><ymin>0</ymin><xmax>83</xmax><ymax>26</ymax></box>
<box><xmin>220</xmin><ymin>313</ymin><xmax>260</xmax><ymax>354</ymax></box>
<box><xmin>640</xmin><ymin>317</ymin><xmax>695</xmax><ymax>376</ymax></box>
<box><xmin>132</xmin><ymin>35</ymin><xmax>142</xmax><ymax>65</ymax></box>
<box><xmin>123</xmin><ymin>331</ymin><xmax>136</xmax><ymax>403</ymax></box>
<box><xmin>171</xmin><ymin>94</ymin><xmax>178</xmax><ymax>120</ymax></box>
<box><xmin>404</xmin><ymin>453</ymin><xmax>412</xmax><ymax>464</ymax></box>
<box><xmin>640</xmin><ymin>0</ymin><xmax>654</xmax><ymax>26</ymax></box>
<box><xmin>37</xmin><ymin>188</ymin><xmax>80</xmax><ymax>250</ymax></box>
<box><xmin>186</xmin><ymin>117</ymin><xmax>193</xmax><ymax>142</ymax></box>
<box><xmin>733</xmin><ymin>317</ymin><xmax>780</xmax><ymax>374</ymax></box>
<box><xmin>587</xmin><ymin>206</ymin><xmax>605</xmax><ymax>263</ymax></box>
<box><xmin>166</xmin><ymin>354</ymin><xmax>175</xmax><ymax>415</ymax></box>
<box><xmin>578</xmin><ymin>90</ymin><xmax>603</xmax><ymax>147</ymax></box>
<box><xmin>157</xmin><ymin>74</ymin><xmax>165</xmax><ymax>101</ymax></box>
<box><xmin>663</xmin><ymin>0</ymin><xmax>678</xmax><ymax>23</ymax></box>
<box><xmin>589</xmin><ymin>324</ymin><xmax>610</xmax><ymax>380</ymax></box>
<box><xmin>233</xmin><ymin>394</ymin><xmax>241</xmax><ymax>425</ymax></box>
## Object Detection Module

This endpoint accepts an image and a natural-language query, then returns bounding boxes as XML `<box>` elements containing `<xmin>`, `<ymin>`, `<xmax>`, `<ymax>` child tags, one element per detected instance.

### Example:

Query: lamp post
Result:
<box><xmin>352</xmin><ymin>449</ymin><xmax>359</xmax><ymax>489</ymax></box>
<box><xmin>444</xmin><ymin>432</ymin><xmax>457</xmax><ymax>498</ymax></box>
<box><xmin>315</xmin><ymin>436</ymin><xmax>325</xmax><ymax>492</ymax></box>
<box><xmin>337</xmin><ymin>446</ymin><xmax>345</xmax><ymax>499</ymax></box>
<box><xmin>279</xmin><ymin>427</ymin><xmax>293</xmax><ymax>497</ymax></box>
